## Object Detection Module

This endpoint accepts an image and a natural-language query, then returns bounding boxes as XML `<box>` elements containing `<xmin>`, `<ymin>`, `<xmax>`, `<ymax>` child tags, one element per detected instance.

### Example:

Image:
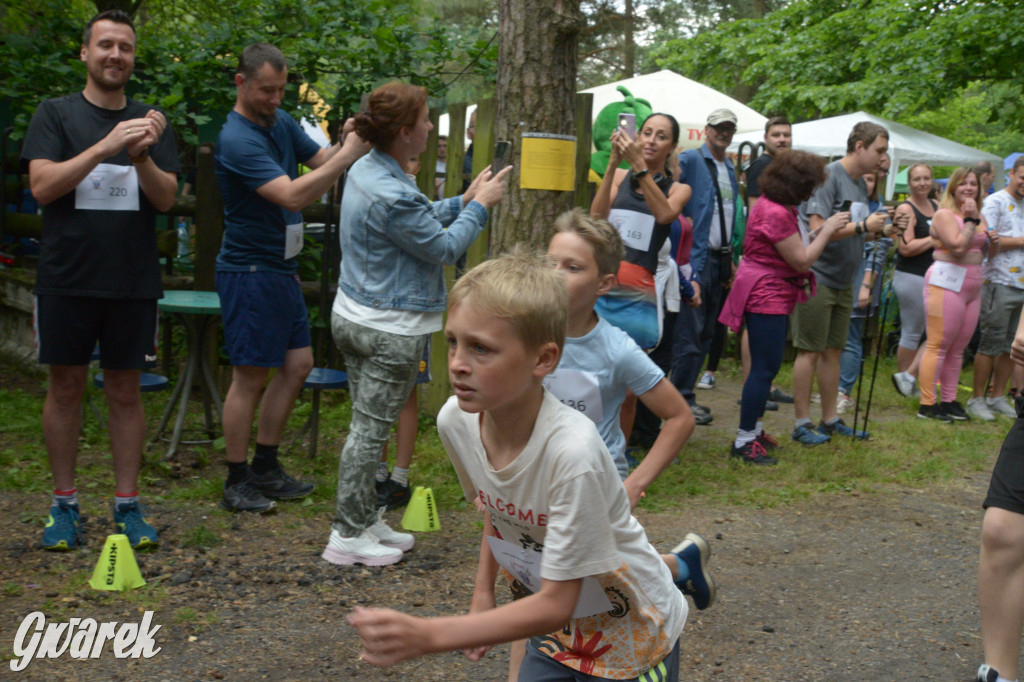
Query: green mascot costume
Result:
<box><xmin>590</xmin><ymin>85</ymin><xmax>654</xmax><ymax>180</ymax></box>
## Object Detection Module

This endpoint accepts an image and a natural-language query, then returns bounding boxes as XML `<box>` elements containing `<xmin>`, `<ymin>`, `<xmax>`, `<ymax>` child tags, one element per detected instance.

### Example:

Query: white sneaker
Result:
<box><xmin>987</xmin><ymin>395</ymin><xmax>1018</xmax><ymax>418</ymax></box>
<box><xmin>836</xmin><ymin>393</ymin><xmax>853</xmax><ymax>414</ymax></box>
<box><xmin>697</xmin><ymin>371</ymin><xmax>715</xmax><ymax>389</ymax></box>
<box><xmin>891</xmin><ymin>371</ymin><xmax>916</xmax><ymax>397</ymax></box>
<box><xmin>368</xmin><ymin>508</ymin><xmax>414</xmax><ymax>551</ymax></box>
<box><xmin>321</xmin><ymin>529</ymin><xmax>403</xmax><ymax>566</ymax></box>
<box><xmin>966</xmin><ymin>397</ymin><xmax>995</xmax><ymax>421</ymax></box>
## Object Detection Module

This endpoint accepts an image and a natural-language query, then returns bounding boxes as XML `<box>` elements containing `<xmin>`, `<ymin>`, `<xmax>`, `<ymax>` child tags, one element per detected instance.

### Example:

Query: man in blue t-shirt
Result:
<box><xmin>215</xmin><ymin>42</ymin><xmax>369</xmax><ymax>513</ymax></box>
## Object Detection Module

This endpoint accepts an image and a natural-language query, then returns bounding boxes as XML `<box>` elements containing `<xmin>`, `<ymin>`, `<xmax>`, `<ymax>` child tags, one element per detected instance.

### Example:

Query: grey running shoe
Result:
<box><xmin>221</xmin><ymin>478</ymin><xmax>277</xmax><ymax>513</ymax></box>
<box><xmin>966</xmin><ymin>397</ymin><xmax>995</xmax><ymax>421</ymax></box>
<box><xmin>249</xmin><ymin>466</ymin><xmax>314</xmax><ymax>500</ymax></box>
<box><xmin>987</xmin><ymin>395</ymin><xmax>1017</xmax><ymax>418</ymax></box>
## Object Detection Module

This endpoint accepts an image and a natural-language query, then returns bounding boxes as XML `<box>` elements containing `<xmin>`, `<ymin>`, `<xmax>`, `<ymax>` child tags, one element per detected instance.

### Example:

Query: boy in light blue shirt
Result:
<box><xmin>545</xmin><ymin>209</ymin><xmax>697</xmax><ymax>507</ymax></box>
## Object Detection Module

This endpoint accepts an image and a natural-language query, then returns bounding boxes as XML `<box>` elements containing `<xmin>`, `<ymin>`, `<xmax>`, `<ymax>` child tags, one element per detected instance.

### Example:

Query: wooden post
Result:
<box><xmin>574</xmin><ymin>93</ymin><xmax>594</xmax><ymax>210</ymax></box>
<box><xmin>443</xmin><ymin>104</ymin><xmax>467</xmax><ymax>200</ymax></box>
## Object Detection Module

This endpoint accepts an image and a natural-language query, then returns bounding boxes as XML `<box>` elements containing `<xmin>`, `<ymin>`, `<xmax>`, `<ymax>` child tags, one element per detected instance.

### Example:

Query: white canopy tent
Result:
<box><xmin>730</xmin><ymin>111</ymin><xmax>1003</xmax><ymax>198</ymax></box>
<box><xmin>438</xmin><ymin>69</ymin><xmax>766</xmax><ymax>151</ymax></box>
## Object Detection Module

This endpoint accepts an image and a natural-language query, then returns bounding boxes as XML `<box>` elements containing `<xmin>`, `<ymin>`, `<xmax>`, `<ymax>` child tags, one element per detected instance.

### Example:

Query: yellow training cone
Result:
<box><xmin>401</xmin><ymin>486</ymin><xmax>440</xmax><ymax>532</ymax></box>
<box><xmin>89</xmin><ymin>534</ymin><xmax>146</xmax><ymax>591</ymax></box>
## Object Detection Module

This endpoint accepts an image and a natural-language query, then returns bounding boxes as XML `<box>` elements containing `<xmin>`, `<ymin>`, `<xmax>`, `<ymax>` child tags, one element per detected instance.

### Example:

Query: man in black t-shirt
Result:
<box><xmin>744</xmin><ymin>115</ymin><xmax>792</xmax><ymax>211</ymax></box>
<box><xmin>21</xmin><ymin>9</ymin><xmax>179</xmax><ymax>552</ymax></box>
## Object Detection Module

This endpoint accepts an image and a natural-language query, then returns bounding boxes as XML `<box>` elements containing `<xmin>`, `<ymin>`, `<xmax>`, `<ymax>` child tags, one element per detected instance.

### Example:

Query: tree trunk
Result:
<box><xmin>623</xmin><ymin>0</ymin><xmax>635</xmax><ymax>78</ymax></box>
<box><xmin>493</xmin><ymin>0</ymin><xmax>582</xmax><ymax>251</ymax></box>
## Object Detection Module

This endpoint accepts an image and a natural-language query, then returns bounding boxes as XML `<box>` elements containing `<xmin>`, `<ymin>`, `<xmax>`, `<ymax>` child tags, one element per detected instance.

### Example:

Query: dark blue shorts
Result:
<box><xmin>35</xmin><ymin>295</ymin><xmax>157</xmax><ymax>370</ymax></box>
<box><xmin>217</xmin><ymin>270</ymin><xmax>311</xmax><ymax>367</ymax></box>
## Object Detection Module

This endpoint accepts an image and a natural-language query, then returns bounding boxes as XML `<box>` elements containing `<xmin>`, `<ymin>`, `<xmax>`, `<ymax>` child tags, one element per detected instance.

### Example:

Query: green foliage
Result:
<box><xmin>653</xmin><ymin>0</ymin><xmax>1024</xmax><ymax>144</ymax></box>
<box><xmin>0</xmin><ymin>0</ymin><xmax>495</xmax><ymax>145</ymax></box>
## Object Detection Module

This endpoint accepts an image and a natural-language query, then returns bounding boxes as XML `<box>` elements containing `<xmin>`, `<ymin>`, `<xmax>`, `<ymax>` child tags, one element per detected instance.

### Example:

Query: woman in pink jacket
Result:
<box><xmin>719</xmin><ymin>150</ymin><xmax>848</xmax><ymax>464</ymax></box>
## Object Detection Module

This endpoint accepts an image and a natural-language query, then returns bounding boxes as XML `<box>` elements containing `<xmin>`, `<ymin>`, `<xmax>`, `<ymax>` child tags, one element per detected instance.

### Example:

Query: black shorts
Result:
<box><xmin>35</xmin><ymin>294</ymin><xmax>158</xmax><ymax>370</ymax></box>
<box><xmin>984</xmin><ymin>397</ymin><xmax>1024</xmax><ymax>514</ymax></box>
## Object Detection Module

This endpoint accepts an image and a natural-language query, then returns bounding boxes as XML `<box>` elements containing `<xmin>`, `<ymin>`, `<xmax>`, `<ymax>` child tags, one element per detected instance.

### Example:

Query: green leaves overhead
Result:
<box><xmin>652</xmin><ymin>0</ymin><xmax>1024</xmax><ymax>133</ymax></box>
<box><xmin>0</xmin><ymin>0</ymin><xmax>492</xmax><ymax>145</ymax></box>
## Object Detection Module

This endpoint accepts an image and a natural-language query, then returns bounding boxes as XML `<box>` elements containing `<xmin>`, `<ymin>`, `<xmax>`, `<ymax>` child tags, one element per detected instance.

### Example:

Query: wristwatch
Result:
<box><xmin>633</xmin><ymin>168</ymin><xmax>650</xmax><ymax>181</ymax></box>
<box><xmin>129</xmin><ymin>149</ymin><xmax>148</xmax><ymax>164</ymax></box>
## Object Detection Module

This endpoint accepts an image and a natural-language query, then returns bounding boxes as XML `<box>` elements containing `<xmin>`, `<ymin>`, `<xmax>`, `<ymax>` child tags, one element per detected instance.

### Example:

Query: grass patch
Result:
<box><xmin>180</xmin><ymin>524</ymin><xmax>222</xmax><ymax>548</ymax></box>
<box><xmin>0</xmin><ymin>356</ymin><xmax>1009</xmax><ymax>516</ymax></box>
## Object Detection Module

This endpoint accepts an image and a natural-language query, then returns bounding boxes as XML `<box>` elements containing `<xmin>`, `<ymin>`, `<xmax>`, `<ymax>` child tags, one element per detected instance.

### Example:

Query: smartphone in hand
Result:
<box><xmin>618</xmin><ymin>113</ymin><xmax>636</xmax><ymax>141</ymax></box>
<box><xmin>492</xmin><ymin>140</ymin><xmax>512</xmax><ymax>174</ymax></box>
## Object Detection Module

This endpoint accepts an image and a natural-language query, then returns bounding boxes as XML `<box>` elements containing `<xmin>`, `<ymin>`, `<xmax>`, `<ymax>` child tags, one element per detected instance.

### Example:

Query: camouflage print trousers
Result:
<box><xmin>331</xmin><ymin>312</ymin><xmax>427</xmax><ymax>536</ymax></box>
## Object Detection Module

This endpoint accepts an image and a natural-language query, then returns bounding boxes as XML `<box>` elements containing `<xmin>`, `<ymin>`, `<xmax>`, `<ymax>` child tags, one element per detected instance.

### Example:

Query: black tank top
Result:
<box><xmin>895</xmin><ymin>199</ymin><xmax>936</xmax><ymax>277</ymax></box>
<box><xmin>608</xmin><ymin>171</ymin><xmax>674</xmax><ymax>274</ymax></box>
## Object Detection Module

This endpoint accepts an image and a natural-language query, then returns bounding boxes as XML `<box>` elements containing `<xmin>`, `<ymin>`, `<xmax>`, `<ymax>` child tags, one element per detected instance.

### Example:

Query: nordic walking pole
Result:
<box><xmin>858</xmin><ymin>253</ymin><xmax>895</xmax><ymax>435</ymax></box>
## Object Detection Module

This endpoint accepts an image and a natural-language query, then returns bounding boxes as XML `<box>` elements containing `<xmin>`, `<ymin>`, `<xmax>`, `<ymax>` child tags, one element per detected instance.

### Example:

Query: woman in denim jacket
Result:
<box><xmin>323</xmin><ymin>82</ymin><xmax>510</xmax><ymax>566</ymax></box>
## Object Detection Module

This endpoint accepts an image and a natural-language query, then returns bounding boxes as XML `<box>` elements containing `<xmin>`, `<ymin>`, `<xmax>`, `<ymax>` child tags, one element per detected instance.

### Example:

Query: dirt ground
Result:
<box><xmin>0</xmin><ymin>370</ymin><xmax>1000</xmax><ymax>681</ymax></box>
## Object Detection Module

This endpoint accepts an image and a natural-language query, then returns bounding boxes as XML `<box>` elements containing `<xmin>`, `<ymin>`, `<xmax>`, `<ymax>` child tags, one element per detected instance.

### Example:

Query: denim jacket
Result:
<box><xmin>677</xmin><ymin>143</ymin><xmax>741</xmax><ymax>283</ymax></box>
<box><xmin>338</xmin><ymin>148</ymin><xmax>489</xmax><ymax>312</ymax></box>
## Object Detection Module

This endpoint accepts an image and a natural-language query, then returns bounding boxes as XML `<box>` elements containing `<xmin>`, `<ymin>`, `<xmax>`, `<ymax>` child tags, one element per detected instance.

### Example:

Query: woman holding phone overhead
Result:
<box><xmin>324</xmin><ymin>81</ymin><xmax>511</xmax><ymax>567</ymax></box>
<box><xmin>917</xmin><ymin>167</ymin><xmax>999</xmax><ymax>422</ymax></box>
<box><xmin>590</xmin><ymin>112</ymin><xmax>691</xmax><ymax>350</ymax></box>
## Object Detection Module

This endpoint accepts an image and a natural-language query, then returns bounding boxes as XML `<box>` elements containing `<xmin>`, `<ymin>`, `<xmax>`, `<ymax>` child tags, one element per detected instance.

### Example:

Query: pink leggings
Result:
<box><xmin>919</xmin><ymin>263</ymin><xmax>983</xmax><ymax>405</ymax></box>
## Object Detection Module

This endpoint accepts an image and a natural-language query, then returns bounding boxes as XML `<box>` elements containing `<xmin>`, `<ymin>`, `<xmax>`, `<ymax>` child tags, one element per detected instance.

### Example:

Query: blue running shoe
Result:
<box><xmin>818</xmin><ymin>418</ymin><xmax>868</xmax><ymax>440</ymax></box>
<box><xmin>113</xmin><ymin>501</ymin><xmax>159</xmax><ymax>549</ymax></box>
<box><xmin>792</xmin><ymin>423</ymin><xmax>830</xmax><ymax>446</ymax></box>
<box><xmin>42</xmin><ymin>502</ymin><xmax>80</xmax><ymax>551</ymax></box>
<box><xmin>671</xmin><ymin>533</ymin><xmax>716</xmax><ymax>609</ymax></box>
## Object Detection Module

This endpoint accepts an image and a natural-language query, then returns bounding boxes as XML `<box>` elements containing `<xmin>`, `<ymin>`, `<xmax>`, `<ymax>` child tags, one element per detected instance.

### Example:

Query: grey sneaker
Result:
<box><xmin>221</xmin><ymin>477</ymin><xmax>277</xmax><ymax>513</ymax></box>
<box><xmin>967</xmin><ymin>396</ymin><xmax>995</xmax><ymax>421</ymax></box>
<box><xmin>987</xmin><ymin>395</ymin><xmax>1017</xmax><ymax>418</ymax></box>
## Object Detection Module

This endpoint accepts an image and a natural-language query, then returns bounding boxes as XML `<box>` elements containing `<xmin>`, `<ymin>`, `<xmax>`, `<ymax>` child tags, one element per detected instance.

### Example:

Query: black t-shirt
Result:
<box><xmin>894</xmin><ymin>199</ymin><xmax>936</xmax><ymax>276</ymax></box>
<box><xmin>609</xmin><ymin>171</ymin><xmax>673</xmax><ymax>274</ymax></box>
<box><xmin>21</xmin><ymin>93</ymin><xmax>180</xmax><ymax>299</ymax></box>
<box><xmin>745</xmin><ymin>152</ymin><xmax>773</xmax><ymax>199</ymax></box>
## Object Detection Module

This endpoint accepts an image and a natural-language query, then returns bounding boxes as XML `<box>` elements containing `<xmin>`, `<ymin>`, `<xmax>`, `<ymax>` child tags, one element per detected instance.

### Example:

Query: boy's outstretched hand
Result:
<box><xmin>347</xmin><ymin>606</ymin><xmax>429</xmax><ymax>666</ymax></box>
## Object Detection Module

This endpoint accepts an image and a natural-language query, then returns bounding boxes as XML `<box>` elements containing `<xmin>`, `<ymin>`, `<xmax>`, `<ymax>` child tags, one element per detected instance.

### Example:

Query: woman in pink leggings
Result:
<box><xmin>918</xmin><ymin>167</ymin><xmax>999</xmax><ymax>421</ymax></box>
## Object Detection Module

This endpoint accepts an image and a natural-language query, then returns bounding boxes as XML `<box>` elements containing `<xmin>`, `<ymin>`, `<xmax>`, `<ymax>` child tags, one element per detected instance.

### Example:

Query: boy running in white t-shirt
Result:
<box><xmin>348</xmin><ymin>250</ymin><xmax>707</xmax><ymax>681</ymax></box>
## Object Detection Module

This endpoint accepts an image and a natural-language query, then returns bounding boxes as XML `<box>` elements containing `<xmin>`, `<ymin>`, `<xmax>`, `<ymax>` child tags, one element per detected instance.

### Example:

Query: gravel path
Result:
<box><xmin>0</xmin><ymin>371</ymin><xmax>999</xmax><ymax>681</ymax></box>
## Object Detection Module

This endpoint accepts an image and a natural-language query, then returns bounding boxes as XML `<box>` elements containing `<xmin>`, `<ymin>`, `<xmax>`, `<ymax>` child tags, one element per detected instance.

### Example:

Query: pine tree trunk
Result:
<box><xmin>492</xmin><ymin>0</ymin><xmax>582</xmax><ymax>251</ymax></box>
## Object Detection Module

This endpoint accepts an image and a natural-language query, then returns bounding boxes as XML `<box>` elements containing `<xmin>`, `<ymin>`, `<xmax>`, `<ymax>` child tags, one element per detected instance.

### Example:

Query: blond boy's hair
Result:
<box><xmin>553</xmin><ymin>208</ymin><xmax>624</xmax><ymax>277</ymax></box>
<box><xmin>449</xmin><ymin>246</ymin><xmax>568</xmax><ymax>354</ymax></box>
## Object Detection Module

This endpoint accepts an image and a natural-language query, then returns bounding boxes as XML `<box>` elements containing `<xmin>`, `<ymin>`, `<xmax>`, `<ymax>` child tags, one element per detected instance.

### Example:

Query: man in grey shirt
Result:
<box><xmin>790</xmin><ymin>121</ymin><xmax>901</xmax><ymax>445</ymax></box>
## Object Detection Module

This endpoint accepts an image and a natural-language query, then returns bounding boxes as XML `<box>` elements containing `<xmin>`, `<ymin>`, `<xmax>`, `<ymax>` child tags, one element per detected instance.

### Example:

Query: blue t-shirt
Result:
<box><xmin>215</xmin><ymin>109</ymin><xmax>321</xmax><ymax>273</ymax></box>
<box><xmin>542</xmin><ymin>317</ymin><xmax>663</xmax><ymax>480</ymax></box>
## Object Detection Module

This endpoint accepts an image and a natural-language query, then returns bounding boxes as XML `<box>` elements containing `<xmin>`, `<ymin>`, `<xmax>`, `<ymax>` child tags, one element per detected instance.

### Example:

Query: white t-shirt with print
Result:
<box><xmin>438</xmin><ymin>391</ymin><xmax>686</xmax><ymax>679</ymax></box>
<box><xmin>982</xmin><ymin>190</ymin><xmax>1024</xmax><ymax>289</ymax></box>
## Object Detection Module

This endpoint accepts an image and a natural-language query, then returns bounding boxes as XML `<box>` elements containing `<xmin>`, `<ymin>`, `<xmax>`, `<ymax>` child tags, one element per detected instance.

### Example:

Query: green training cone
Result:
<box><xmin>401</xmin><ymin>486</ymin><xmax>441</xmax><ymax>532</ymax></box>
<box><xmin>89</xmin><ymin>534</ymin><xmax>146</xmax><ymax>591</ymax></box>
